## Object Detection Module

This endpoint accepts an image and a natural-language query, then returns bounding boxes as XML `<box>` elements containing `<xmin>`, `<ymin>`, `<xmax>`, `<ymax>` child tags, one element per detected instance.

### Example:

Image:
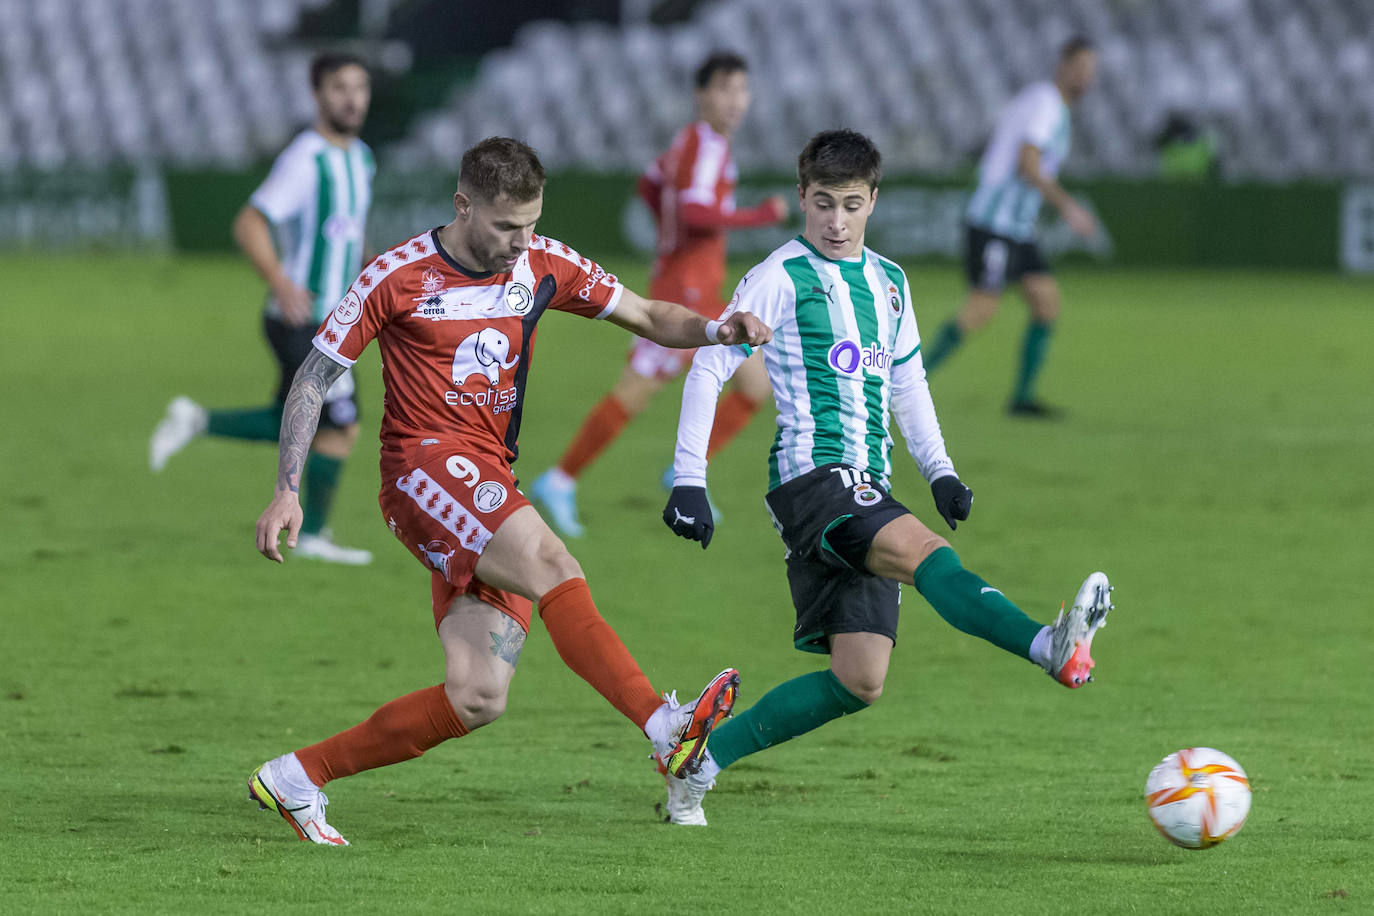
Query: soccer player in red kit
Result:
<box><xmin>247</xmin><ymin>138</ymin><xmax>771</xmax><ymax>845</ymax></box>
<box><xmin>530</xmin><ymin>51</ymin><xmax>787</xmax><ymax>537</ymax></box>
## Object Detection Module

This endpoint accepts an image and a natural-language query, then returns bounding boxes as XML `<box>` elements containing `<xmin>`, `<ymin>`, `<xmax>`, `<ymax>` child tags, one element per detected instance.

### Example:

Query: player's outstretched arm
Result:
<box><xmin>606</xmin><ymin>289</ymin><xmax>772</xmax><ymax>349</ymax></box>
<box><xmin>1016</xmin><ymin>144</ymin><xmax>1096</xmax><ymax>239</ymax></box>
<box><xmin>256</xmin><ymin>349</ymin><xmax>346</xmax><ymax>562</ymax></box>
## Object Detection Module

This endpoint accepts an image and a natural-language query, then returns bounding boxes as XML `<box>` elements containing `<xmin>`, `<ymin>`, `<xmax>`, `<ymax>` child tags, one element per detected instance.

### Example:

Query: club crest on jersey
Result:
<box><xmin>888</xmin><ymin>284</ymin><xmax>902</xmax><ymax>315</ymax></box>
<box><xmin>828</xmin><ymin>339</ymin><xmax>892</xmax><ymax>376</ymax></box>
<box><xmin>419</xmin><ymin>539</ymin><xmax>455</xmax><ymax>578</ymax></box>
<box><xmin>421</xmin><ymin>268</ymin><xmax>445</xmax><ymax>296</ymax></box>
<box><xmin>452</xmin><ymin>328</ymin><xmax>519</xmax><ymax>386</ymax></box>
<box><xmin>853</xmin><ymin>484</ymin><xmax>882</xmax><ymax>507</ymax></box>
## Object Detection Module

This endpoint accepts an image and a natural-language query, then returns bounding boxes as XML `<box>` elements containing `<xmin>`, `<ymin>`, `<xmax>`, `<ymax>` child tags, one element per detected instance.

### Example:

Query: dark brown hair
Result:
<box><xmin>695</xmin><ymin>51</ymin><xmax>748</xmax><ymax>89</ymax></box>
<box><xmin>459</xmin><ymin>137</ymin><xmax>546</xmax><ymax>203</ymax></box>
<box><xmin>797</xmin><ymin>129</ymin><xmax>882</xmax><ymax>191</ymax></box>
<box><xmin>1060</xmin><ymin>36</ymin><xmax>1095</xmax><ymax>60</ymax></box>
<box><xmin>309</xmin><ymin>52</ymin><xmax>368</xmax><ymax>90</ymax></box>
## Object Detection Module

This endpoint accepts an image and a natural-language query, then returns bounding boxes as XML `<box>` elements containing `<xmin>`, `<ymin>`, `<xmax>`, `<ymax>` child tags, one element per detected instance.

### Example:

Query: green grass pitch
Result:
<box><xmin>2</xmin><ymin>252</ymin><xmax>1371</xmax><ymax>914</ymax></box>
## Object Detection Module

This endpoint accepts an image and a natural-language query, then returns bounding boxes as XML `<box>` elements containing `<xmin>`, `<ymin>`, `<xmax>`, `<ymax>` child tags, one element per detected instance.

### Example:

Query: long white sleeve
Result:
<box><xmin>890</xmin><ymin>350</ymin><xmax>956</xmax><ymax>483</ymax></box>
<box><xmin>673</xmin><ymin>342</ymin><xmax>750</xmax><ymax>487</ymax></box>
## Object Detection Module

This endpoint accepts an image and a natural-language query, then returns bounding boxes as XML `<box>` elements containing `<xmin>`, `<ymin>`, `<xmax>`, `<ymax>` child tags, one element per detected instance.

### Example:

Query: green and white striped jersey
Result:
<box><xmin>674</xmin><ymin>236</ymin><xmax>956</xmax><ymax>493</ymax></box>
<box><xmin>965</xmin><ymin>81</ymin><xmax>1071</xmax><ymax>241</ymax></box>
<box><xmin>250</xmin><ymin>129</ymin><xmax>375</xmax><ymax>322</ymax></box>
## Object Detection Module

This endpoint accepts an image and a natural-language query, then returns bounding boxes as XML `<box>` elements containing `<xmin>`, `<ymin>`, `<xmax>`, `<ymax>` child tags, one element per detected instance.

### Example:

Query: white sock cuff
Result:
<box><xmin>643</xmin><ymin>701</ymin><xmax>672</xmax><ymax>751</ymax></box>
<box><xmin>1029</xmin><ymin>625</ymin><xmax>1053</xmax><ymax>672</ymax></box>
<box><xmin>273</xmin><ymin>752</ymin><xmax>320</xmax><ymax>796</ymax></box>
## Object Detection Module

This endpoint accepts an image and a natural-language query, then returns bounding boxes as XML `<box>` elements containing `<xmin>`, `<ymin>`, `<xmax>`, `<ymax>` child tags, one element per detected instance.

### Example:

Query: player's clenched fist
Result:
<box><xmin>715</xmin><ymin>311</ymin><xmax>772</xmax><ymax>347</ymax></box>
<box><xmin>663</xmin><ymin>486</ymin><xmax>715</xmax><ymax>549</ymax></box>
<box><xmin>257</xmin><ymin>490</ymin><xmax>304</xmax><ymax>562</ymax></box>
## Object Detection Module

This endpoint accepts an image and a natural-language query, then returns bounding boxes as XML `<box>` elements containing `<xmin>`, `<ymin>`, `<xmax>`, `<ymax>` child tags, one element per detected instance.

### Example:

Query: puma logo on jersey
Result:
<box><xmin>811</xmin><ymin>284</ymin><xmax>836</xmax><ymax>304</ymax></box>
<box><xmin>980</xmin><ymin>587</ymin><xmax>1004</xmax><ymax>597</ymax></box>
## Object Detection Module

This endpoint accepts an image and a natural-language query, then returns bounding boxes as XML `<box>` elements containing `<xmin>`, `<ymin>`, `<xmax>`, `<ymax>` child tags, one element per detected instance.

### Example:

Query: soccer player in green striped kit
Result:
<box><xmin>659</xmin><ymin>129</ymin><xmax>1115</xmax><ymax>825</ymax></box>
<box><xmin>923</xmin><ymin>37</ymin><xmax>1099</xmax><ymax>416</ymax></box>
<box><xmin>150</xmin><ymin>53</ymin><xmax>375</xmax><ymax>564</ymax></box>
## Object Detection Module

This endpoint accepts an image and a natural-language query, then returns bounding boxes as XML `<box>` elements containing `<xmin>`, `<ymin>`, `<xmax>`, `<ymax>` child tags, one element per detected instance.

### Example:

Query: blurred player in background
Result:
<box><xmin>921</xmin><ymin>37</ymin><xmax>1099</xmax><ymax>417</ymax></box>
<box><xmin>659</xmin><ymin>130</ymin><xmax>1114</xmax><ymax>825</ymax></box>
<box><xmin>149</xmin><ymin>52</ymin><xmax>376</xmax><ymax>563</ymax></box>
<box><xmin>247</xmin><ymin>138</ymin><xmax>769</xmax><ymax>844</ymax></box>
<box><xmin>530</xmin><ymin>51</ymin><xmax>787</xmax><ymax>537</ymax></box>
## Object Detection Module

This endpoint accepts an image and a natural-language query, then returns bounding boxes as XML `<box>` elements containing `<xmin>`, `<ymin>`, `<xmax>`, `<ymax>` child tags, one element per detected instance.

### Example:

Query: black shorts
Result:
<box><xmin>763</xmin><ymin>464</ymin><xmax>911</xmax><ymax>654</ymax></box>
<box><xmin>262</xmin><ymin>312</ymin><xmax>359</xmax><ymax>431</ymax></box>
<box><xmin>964</xmin><ymin>224</ymin><xmax>1050</xmax><ymax>292</ymax></box>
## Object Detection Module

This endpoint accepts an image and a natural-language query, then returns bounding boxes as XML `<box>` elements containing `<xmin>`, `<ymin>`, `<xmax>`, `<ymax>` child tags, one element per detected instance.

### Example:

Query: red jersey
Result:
<box><xmin>640</xmin><ymin>121</ymin><xmax>779</xmax><ymax>313</ymax></box>
<box><xmin>313</xmin><ymin>229</ymin><xmax>622</xmax><ymax>475</ymax></box>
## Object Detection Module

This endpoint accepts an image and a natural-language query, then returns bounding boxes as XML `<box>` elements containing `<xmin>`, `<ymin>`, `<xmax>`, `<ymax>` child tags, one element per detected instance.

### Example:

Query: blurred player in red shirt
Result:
<box><xmin>246</xmin><ymin>138</ymin><xmax>770</xmax><ymax>845</ymax></box>
<box><xmin>531</xmin><ymin>51</ymin><xmax>787</xmax><ymax>537</ymax></box>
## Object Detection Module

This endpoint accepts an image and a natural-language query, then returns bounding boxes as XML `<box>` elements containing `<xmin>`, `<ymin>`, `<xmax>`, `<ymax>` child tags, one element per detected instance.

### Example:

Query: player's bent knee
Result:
<box><xmin>833</xmin><ymin>669</ymin><xmax>884</xmax><ymax>705</ymax></box>
<box><xmin>865</xmin><ymin>516</ymin><xmax>949</xmax><ymax>581</ymax></box>
<box><xmin>527</xmin><ymin>538</ymin><xmax>584</xmax><ymax>595</ymax></box>
<box><xmin>443</xmin><ymin>680</ymin><xmax>508</xmax><ymax>729</ymax></box>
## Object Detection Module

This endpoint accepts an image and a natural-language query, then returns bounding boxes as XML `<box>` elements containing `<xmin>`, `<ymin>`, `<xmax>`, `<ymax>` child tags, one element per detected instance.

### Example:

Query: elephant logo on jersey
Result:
<box><xmin>419</xmin><ymin>539</ymin><xmax>455</xmax><ymax>578</ymax></box>
<box><xmin>451</xmin><ymin>328</ymin><xmax>520</xmax><ymax>386</ymax></box>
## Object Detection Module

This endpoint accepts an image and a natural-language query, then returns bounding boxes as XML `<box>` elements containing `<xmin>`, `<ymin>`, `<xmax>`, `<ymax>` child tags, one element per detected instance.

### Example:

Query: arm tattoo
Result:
<box><xmin>488</xmin><ymin>616</ymin><xmax>527</xmax><ymax>667</ymax></box>
<box><xmin>276</xmin><ymin>349</ymin><xmax>346</xmax><ymax>492</ymax></box>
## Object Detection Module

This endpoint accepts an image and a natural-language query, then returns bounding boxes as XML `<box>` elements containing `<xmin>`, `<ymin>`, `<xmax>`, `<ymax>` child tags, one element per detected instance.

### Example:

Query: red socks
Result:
<box><xmin>293</xmin><ymin>579</ymin><xmax>663</xmax><ymax>788</ymax></box>
<box><xmin>538</xmin><ymin>577</ymin><xmax>662</xmax><ymax>727</ymax></box>
<box><xmin>707</xmin><ymin>390</ymin><xmax>759</xmax><ymax>458</ymax></box>
<box><xmin>557</xmin><ymin>389</ymin><xmax>756</xmax><ymax>478</ymax></box>
<box><xmin>557</xmin><ymin>396</ymin><xmax>631</xmax><ymax>478</ymax></box>
<box><xmin>296</xmin><ymin>684</ymin><xmax>468</xmax><ymax>787</ymax></box>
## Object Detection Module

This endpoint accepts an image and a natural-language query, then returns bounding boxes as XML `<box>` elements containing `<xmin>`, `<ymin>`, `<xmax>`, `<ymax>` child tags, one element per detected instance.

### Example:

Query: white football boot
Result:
<box><xmin>149</xmin><ymin>396</ymin><xmax>206</xmax><ymax>471</ymax></box>
<box><xmin>248</xmin><ymin>757</ymin><xmax>348</xmax><ymax>846</ymax></box>
<box><xmin>294</xmin><ymin>531</ymin><xmax>373</xmax><ymax>566</ymax></box>
<box><xmin>657</xmin><ymin>759</ymin><xmax>714</xmax><ymax>826</ymax></box>
<box><xmin>1047</xmin><ymin>572</ymin><xmax>1114</xmax><ymax>688</ymax></box>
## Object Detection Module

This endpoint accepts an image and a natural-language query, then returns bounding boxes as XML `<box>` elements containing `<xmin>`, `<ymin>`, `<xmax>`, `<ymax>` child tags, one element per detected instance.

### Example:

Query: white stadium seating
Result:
<box><xmin>2</xmin><ymin>0</ymin><xmax>1371</xmax><ymax>178</ymax></box>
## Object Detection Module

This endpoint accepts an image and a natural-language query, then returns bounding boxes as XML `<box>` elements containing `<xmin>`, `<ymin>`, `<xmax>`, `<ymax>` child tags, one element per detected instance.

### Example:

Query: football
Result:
<box><xmin>1145</xmin><ymin>747</ymin><xmax>1251</xmax><ymax>849</ymax></box>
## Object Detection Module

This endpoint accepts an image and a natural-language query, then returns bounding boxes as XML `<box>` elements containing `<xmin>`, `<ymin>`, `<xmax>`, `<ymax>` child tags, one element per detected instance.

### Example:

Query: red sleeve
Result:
<box><xmin>532</xmin><ymin>237</ymin><xmax>624</xmax><ymax>319</ymax></box>
<box><xmin>637</xmin><ymin>171</ymin><xmax>663</xmax><ymax>218</ymax></box>
<box><xmin>668</xmin><ymin>127</ymin><xmax>704</xmax><ymax>196</ymax></box>
<box><xmin>312</xmin><ymin>259</ymin><xmax>401</xmax><ymax>366</ymax></box>
<box><xmin>681</xmin><ymin>199</ymin><xmax>781</xmax><ymax>230</ymax></box>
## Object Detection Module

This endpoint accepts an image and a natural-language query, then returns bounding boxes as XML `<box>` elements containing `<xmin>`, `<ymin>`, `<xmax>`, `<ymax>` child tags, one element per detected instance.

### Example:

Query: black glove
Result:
<box><xmin>663</xmin><ymin>486</ymin><xmax>715</xmax><ymax>549</ymax></box>
<box><xmin>931</xmin><ymin>475</ymin><xmax>973</xmax><ymax>530</ymax></box>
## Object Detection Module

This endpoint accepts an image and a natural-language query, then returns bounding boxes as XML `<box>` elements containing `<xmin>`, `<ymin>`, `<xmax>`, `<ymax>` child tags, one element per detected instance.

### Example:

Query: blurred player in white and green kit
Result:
<box><xmin>149</xmin><ymin>52</ymin><xmax>375</xmax><ymax>563</ymax></box>
<box><xmin>922</xmin><ymin>37</ymin><xmax>1098</xmax><ymax>416</ymax></box>
<box><xmin>659</xmin><ymin>129</ymin><xmax>1116</xmax><ymax>825</ymax></box>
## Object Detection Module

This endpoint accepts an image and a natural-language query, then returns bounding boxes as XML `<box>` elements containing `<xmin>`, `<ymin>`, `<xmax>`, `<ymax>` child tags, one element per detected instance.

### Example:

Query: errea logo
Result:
<box><xmin>827</xmin><ymin>339</ymin><xmax>892</xmax><ymax>376</ymax></box>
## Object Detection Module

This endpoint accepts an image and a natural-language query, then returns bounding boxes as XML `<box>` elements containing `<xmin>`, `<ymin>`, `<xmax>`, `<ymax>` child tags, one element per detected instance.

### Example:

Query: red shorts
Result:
<box><xmin>629</xmin><ymin>276</ymin><xmax>727</xmax><ymax>381</ymax></box>
<box><xmin>377</xmin><ymin>448</ymin><xmax>534</xmax><ymax>632</ymax></box>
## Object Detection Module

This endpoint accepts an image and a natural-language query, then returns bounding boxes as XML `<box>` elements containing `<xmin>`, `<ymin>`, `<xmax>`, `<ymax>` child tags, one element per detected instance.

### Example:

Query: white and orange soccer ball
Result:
<box><xmin>1145</xmin><ymin>747</ymin><xmax>1251</xmax><ymax>849</ymax></box>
